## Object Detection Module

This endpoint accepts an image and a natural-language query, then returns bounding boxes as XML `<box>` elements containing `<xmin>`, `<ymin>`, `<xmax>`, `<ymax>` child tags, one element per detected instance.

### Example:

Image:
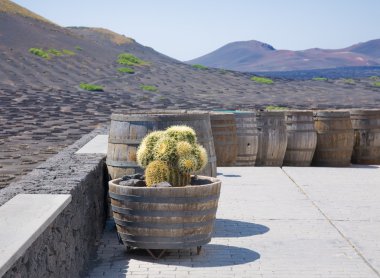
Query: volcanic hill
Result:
<box><xmin>187</xmin><ymin>39</ymin><xmax>380</xmax><ymax>72</ymax></box>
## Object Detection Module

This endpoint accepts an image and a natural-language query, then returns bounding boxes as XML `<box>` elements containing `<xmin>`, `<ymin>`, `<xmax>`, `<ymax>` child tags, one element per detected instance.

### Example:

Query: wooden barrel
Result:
<box><xmin>210</xmin><ymin>113</ymin><xmax>238</xmax><ymax>166</ymax></box>
<box><xmin>234</xmin><ymin>112</ymin><xmax>258</xmax><ymax>166</ymax></box>
<box><xmin>312</xmin><ymin>111</ymin><xmax>354</xmax><ymax>166</ymax></box>
<box><xmin>107</xmin><ymin>111</ymin><xmax>217</xmax><ymax>179</ymax></box>
<box><xmin>256</xmin><ymin>111</ymin><xmax>287</xmax><ymax>166</ymax></box>
<box><xmin>283</xmin><ymin>111</ymin><xmax>317</xmax><ymax>166</ymax></box>
<box><xmin>349</xmin><ymin>109</ymin><xmax>380</xmax><ymax>164</ymax></box>
<box><xmin>109</xmin><ymin>176</ymin><xmax>221</xmax><ymax>250</ymax></box>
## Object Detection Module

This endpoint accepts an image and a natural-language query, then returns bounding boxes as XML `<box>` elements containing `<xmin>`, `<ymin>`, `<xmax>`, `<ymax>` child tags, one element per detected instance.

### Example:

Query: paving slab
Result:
<box><xmin>0</xmin><ymin>194</ymin><xmax>71</xmax><ymax>277</ymax></box>
<box><xmin>86</xmin><ymin>167</ymin><xmax>380</xmax><ymax>277</ymax></box>
<box><xmin>283</xmin><ymin>165</ymin><xmax>380</xmax><ymax>276</ymax></box>
<box><xmin>75</xmin><ymin>135</ymin><xmax>108</xmax><ymax>154</ymax></box>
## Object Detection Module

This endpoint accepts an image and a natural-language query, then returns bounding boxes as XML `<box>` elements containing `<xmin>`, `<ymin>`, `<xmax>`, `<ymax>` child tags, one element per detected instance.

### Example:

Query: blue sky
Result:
<box><xmin>12</xmin><ymin>0</ymin><xmax>380</xmax><ymax>61</ymax></box>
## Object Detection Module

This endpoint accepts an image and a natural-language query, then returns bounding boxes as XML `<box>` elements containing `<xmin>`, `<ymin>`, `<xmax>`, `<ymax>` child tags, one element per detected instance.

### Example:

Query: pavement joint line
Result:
<box><xmin>281</xmin><ymin>167</ymin><xmax>380</xmax><ymax>278</ymax></box>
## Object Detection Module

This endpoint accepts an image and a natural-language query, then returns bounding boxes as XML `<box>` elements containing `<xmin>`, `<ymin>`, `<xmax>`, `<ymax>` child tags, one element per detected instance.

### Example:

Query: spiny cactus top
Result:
<box><xmin>137</xmin><ymin>125</ymin><xmax>208</xmax><ymax>187</ymax></box>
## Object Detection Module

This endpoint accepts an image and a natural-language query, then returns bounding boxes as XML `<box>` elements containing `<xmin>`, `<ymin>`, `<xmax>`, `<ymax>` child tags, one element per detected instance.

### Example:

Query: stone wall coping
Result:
<box><xmin>75</xmin><ymin>134</ymin><xmax>108</xmax><ymax>154</ymax></box>
<box><xmin>0</xmin><ymin>194</ymin><xmax>72</xmax><ymax>277</ymax></box>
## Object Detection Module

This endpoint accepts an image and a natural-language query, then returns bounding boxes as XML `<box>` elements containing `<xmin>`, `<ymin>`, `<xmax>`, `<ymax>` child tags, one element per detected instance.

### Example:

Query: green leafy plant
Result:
<box><xmin>250</xmin><ymin>76</ymin><xmax>274</xmax><ymax>84</ymax></box>
<box><xmin>140</xmin><ymin>85</ymin><xmax>158</xmax><ymax>92</ymax></box>
<box><xmin>312</xmin><ymin>77</ymin><xmax>328</xmax><ymax>81</ymax></box>
<box><xmin>369</xmin><ymin>76</ymin><xmax>379</xmax><ymax>80</ymax></box>
<box><xmin>79</xmin><ymin>83</ymin><xmax>104</xmax><ymax>91</ymax></box>
<box><xmin>117</xmin><ymin>53</ymin><xmax>148</xmax><ymax>66</ymax></box>
<box><xmin>137</xmin><ymin>126</ymin><xmax>208</xmax><ymax>187</ymax></box>
<box><xmin>192</xmin><ymin>64</ymin><xmax>208</xmax><ymax>70</ymax></box>
<box><xmin>75</xmin><ymin>46</ymin><xmax>83</xmax><ymax>51</ymax></box>
<box><xmin>117</xmin><ymin>67</ymin><xmax>135</xmax><ymax>74</ymax></box>
<box><xmin>373</xmin><ymin>82</ymin><xmax>380</xmax><ymax>87</ymax></box>
<box><xmin>265</xmin><ymin>105</ymin><xmax>288</xmax><ymax>111</ymax></box>
<box><xmin>62</xmin><ymin>49</ymin><xmax>76</xmax><ymax>56</ymax></box>
<box><xmin>47</xmin><ymin>48</ymin><xmax>63</xmax><ymax>56</ymax></box>
<box><xmin>29</xmin><ymin>48</ymin><xmax>50</xmax><ymax>59</ymax></box>
<box><xmin>343</xmin><ymin>78</ymin><xmax>355</xmax><ymax>85</ymax></box>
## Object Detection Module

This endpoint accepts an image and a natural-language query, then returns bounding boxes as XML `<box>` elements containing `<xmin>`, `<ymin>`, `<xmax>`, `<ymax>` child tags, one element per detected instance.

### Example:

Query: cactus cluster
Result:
<box><xmin>137</xmin><ymin>125</ymin><xmax>208</xmax><ymax>187</ymax></box>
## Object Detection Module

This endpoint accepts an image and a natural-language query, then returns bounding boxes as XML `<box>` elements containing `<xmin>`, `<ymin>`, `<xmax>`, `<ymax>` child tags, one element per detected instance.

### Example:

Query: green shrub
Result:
<box><xmin>140</xmin><ymin>85</ymin><xmax>158</xmax><ymax>92</ymax></box>
<box><xmin>369</xmin><ymin>76</ymin><xmax>379</xmax><ymax>80</ymax></box>
<box><xmin>47</xmin><ymin>48</ymin><xmax>63</xmax><ymax>56</ymax></box>
<box><xmin>312</xmin><ymin>77</ymin><xmax>328</xmax><ymax>81</ymax></box>
<box><xmin>117</xmin><ymin>53</ymin><xmax>148</xmax><ymax>66</ymax></box>
<box><xmin>192</xmin><ymin>64</ymin><xmax>208</xmax><ymax>70</ymax></box>
<box><xmin>373</xmin><ymin>82</ymin><xmax>380</xmax><ymax>87</ymax></box>
<box><xmin>137</xmin><ymin>126</ymin><xmax>207</xmax><ymax>187</ymax></box>
<box><xmin>117</xmin><ymin>67</ymin><xmax>135</xmax><ymax>74</ymax></box>
<box><xmin>29</xmin><ymin>48</ymin><xmax>50</xmax><ymax>59</ymax></box>
<box><xmin>62</xmin><ymin>49</ymin><xmax>76</xmax><ymax>56</ymax></box>
<box><xmin>343</xmin><ymin>78</ymin><xmax>355</xmax><ymax>85</ymax></box>
<box><xmin>79</xmin><ymin>83</ymin><xmax>104</xmax><ymax>91</ymax></box>
<box><xmin>265</xmin><ymin>105</ymin><xmax>288</xmax><ymax>111</ymax></box>
<box><xmin>250</xmin><ymin>76</ymin><xmax>274</xmax><ymax>84</ymax></box>
<box><xmin>75</xmin><ymin>46</ymin><xmax>83</xmax><ymax>51</ymax></box>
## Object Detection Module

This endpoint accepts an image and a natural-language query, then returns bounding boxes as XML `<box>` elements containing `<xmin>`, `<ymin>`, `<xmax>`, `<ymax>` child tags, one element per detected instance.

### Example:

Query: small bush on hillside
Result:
<box><xmin>192</xmin><ymin>64</ymin><xmax>208</xmax><ymax>70</ymax></box>
<box><xmin>369</xmin><ymin>76</ymin><xmax>379</xmax><ymax>80</ymax></box>
<box><xmin>62</xmin><ymin>49</ymin><xmax>76</xmax><ymax>56</ymax></box>
<box><xmin>373</xmin><ymin>82</ymin><xmax>380</xmax><ymax>87</ymax></box>
<box><xmin>117</xmin><ymin>53</ymin><xmax>148</xmax><ymax>66</ymax></box>
<box><xmin>29</xmin><ymin>48</ymin><xmax>50</xmax><ymax>59</ymax></box>
<box><xmin>265</xmin><ymin>105</ymin><xmax>288</xmax><ymax>111</ymax></box>
<box><xmin>312</xmin><ymin>77</ymin><xmax>327</xmax><ymax>81</ymax></box>
<box><xmin>75</xmin><ymin>46</ymin><xmax>83</xmax><ymax>51</ymax></box>
<box><xmin>79</xmin><ymin>83</ymin><xmax>104</xmax><ymax>91</ymax></box>
<box><xmin>117</xmin><ymin>67</ymin><xmax>135</xmax><ymax>74</ymax></box>
<box><xmin>48</xmin><ymin>49</ymin><xmax>63</xmax><ymax>56</ymax></box>
<box><xmin>140</xmin><ymin>85</ymin><xmax>158</xmax><ymax>92</ymax></box>
<box><xmin>251</xmin><ymin>76</ymin><xmax>274</xmax><ymax>84</ymax></box>
<box><xmin>343</xmin><ymin>78</ymin><xmax>355</xmax><ymax>85</ymax></box>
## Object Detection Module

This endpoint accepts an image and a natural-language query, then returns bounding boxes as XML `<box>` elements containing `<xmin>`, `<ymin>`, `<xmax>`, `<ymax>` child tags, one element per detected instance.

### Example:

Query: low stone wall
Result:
<box><xmin>0</xmin><ymin>126</ymin><xmax>108</xmax><ymax>277</ymax></box>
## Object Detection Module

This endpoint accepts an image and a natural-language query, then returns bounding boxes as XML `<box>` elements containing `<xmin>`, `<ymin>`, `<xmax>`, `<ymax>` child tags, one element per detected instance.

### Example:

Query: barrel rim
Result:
<box><xmin>111</xmin><ymin>112</ymin><xmax>210</xmax><ymax>122</ymax></box>
<box><xmin>109</xmin><ymin>175</ymin><xmax>221</xmax><ymax>191</ymax></box>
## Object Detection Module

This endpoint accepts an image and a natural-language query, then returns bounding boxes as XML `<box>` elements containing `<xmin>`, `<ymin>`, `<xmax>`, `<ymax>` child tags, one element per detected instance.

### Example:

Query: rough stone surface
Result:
<box><xmin>0</xmin><ymin>127</ymin><xmax>108</xmax><ymax>278</ymax></box>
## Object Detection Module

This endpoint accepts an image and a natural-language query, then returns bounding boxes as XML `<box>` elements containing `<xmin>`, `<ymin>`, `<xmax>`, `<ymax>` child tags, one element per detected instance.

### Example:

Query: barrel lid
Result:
<box><xmin>111</xmin><ymin>112</ymin><xmax>209</xmax><ymax>122</ymax></box>
<box><xmin>349</xmin><ymin>109</ymin><xmax>380</xmax><ymax>116</ymax></box>
<box><xmin>313</xmin><ymin>110</ymin><xmax>350</xmax><ymax>118</ymax></box>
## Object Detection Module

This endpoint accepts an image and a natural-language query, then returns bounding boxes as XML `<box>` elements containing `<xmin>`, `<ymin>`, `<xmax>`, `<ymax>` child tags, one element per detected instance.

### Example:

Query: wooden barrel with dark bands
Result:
<box><xmin>350</xmin><ymin>109</ymin><xmax>380</xmax><ymax>164</ymax></box>
<box><xmin>256</xmin><ymin>111</ymin><xmax>287</xmax><ymax>166</ymax></box>
<box><xmin>107</xmin><ymin>111</ymin><xmax>217</xmax><ymax>179</ymax></box>
<box><xmin>233</xmin><ymin>112</ymin><xmax>258</xmax><ymax>166</ymax></box>
<box><xmin>109</xmin><ymin>176</ymin><xmax>221</xmax><ymax>250</ymax></box>
<box><xmin>283</xmin><ymin>111</ymin><xmax>317</xmax><ymax>166</ymax></box>
<box><xmin>312</xmin><ymin>111</ymin><xmax>354</xmax><ymax>167</ymax></box>
<box><xmin>210</xmin><ymin>113</ymin><xmax>238</xmax><ymax>166</ymax></box>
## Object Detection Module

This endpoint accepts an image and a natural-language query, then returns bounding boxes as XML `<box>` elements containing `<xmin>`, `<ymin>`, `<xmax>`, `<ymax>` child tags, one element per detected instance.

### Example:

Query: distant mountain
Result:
<box><xmin>187</xmin><ymin>39</ymin><xmax>380</xmax><ymax>72</ymax></box>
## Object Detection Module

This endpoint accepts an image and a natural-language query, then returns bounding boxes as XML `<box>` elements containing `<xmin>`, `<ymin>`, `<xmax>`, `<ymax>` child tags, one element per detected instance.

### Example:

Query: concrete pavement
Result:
<box><xmin>86</xmin><ymin>166</ymin><xmax>380</xmax><ymax>278</ymax></box>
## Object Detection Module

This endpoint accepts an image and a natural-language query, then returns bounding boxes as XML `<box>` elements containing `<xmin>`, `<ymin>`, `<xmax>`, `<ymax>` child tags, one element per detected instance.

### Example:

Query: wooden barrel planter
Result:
<box><xmin>256</xmin><ymin>111</ymin><xmax>287</xmax><ymax>166</ymax></box>
<box><xmin>109</xmin><ymin>176</ymin><xmax>221</xmax><ymax>256</ymax></box>
<box><xmin>312</xmin><ymin>111</ymin><xmax>354</xmax><ymax>167</ymax></box>
<box><xmin>234</xmin><ymin>111</ymin><xmax>259</xmax><ymax>166</ymax></box>
<box><xmin>283</xmin><ymin>111</ymin><xmax>317</xmax><ymax>166</ymax></box>
<box><xmin>350</xmin><ymin>109</ymin><xmax>380</xmax><ymax>164</ymax></box>
<box><xmin>210</xmin><ymin>113</ymin><xmax>238</xmax><ymax>166</ymax></box>
<box><xmin>107</xmin><ymin>111</ymin><xmax>217</xmax><ymax>179</ymax></box>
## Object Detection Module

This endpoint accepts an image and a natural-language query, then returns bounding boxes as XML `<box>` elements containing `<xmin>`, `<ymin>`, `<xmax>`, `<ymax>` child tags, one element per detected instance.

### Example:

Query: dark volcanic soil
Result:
<box><xmin>1</xmin><ymin>9</ymin><xmax>380</xmax><ymax>189</ymax></box>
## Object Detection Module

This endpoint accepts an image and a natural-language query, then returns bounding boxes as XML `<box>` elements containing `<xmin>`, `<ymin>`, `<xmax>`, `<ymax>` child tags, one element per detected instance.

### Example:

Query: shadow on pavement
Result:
<box><xmin>214</xmin><ymin>218</ymin><xmax>270</xmax><ymax>237</ymax></box>
<box><xmin>129</xmin><ymin>244</ymin><xmax>261</xmax><ymax>267</ymax></box>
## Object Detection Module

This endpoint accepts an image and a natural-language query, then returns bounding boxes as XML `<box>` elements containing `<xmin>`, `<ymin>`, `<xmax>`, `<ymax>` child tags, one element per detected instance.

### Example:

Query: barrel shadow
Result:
<box><xmin>213</xmin><ymin>218</ymin><xmax>269</xmax><ymax>238</ymax></box>
<box><xmin>130</xmin><ymin>244</ymin><xmax>261</xmax><ymax>267</ymax></box>
<box><xmin>217</xmin><ymin>172</ymin><xmax>242</xmax><ymax>177</ymax></box>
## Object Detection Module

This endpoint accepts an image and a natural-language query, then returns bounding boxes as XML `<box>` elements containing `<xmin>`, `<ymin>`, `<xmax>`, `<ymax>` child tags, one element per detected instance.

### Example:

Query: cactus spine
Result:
<box><xmin>136</xmin><ymin>125</ymin><xmax>208</xmax><ymax>187</ymax></box>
